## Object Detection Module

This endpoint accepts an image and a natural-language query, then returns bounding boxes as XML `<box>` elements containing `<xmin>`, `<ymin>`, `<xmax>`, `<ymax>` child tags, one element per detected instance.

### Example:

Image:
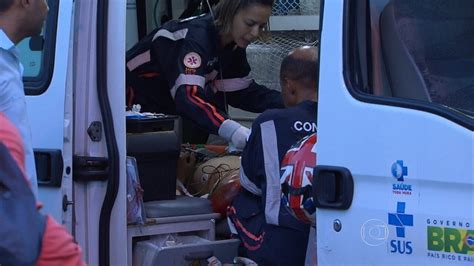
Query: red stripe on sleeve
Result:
<box><xmin>190</xmin><ymin>86</ymin><xmax>225</xmax><ymax>123</ymax></box>
<box><xmin>186</xmin><ymin>85</ymin><xmax>221</xmax><ymax>127</ymax></box>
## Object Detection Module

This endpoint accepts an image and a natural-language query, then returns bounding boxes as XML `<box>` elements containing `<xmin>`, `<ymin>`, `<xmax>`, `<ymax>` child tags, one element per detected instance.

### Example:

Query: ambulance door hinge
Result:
<box><xmin>73</xmin><ymin>156</ymin><xmax>109</xmax><ymax>182</ymax></box>
<box><xmin>87</xmin><ymin>121</ymin><xmax>102</xmax><ymax>142</ymax></box>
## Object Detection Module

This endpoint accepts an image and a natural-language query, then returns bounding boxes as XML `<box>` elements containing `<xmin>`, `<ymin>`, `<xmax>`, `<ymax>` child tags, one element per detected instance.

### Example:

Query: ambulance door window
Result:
<box><xmin>348</xmin><ymin>0</ymin><xmax>474</xmax><ymax>129</ymax></box>
<box><xmin>18</xmin><ymin>0</ymin><xmax>58</xmax><ymax>95</ymax></box>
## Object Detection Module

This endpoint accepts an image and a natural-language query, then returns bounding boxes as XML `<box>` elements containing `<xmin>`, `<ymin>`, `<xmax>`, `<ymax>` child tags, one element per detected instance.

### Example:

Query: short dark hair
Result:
<box><xmin>280</xmin><ymin>48</ymin><xmax>319</xmax><ymax>90</ymax></box>
<box><xmin>213</xmin><ymin>0</ymin><xmax>274</xmax><ymax>36</ymax></box>
<box><xmin>0</xmin><ymin>0</ymin><xmax>14</xmax><ymax>13</ymax></box>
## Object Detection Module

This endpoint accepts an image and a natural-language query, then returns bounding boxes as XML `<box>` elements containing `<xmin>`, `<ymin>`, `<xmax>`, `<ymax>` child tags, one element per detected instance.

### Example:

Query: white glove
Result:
<box><xmin>218</xmin><ymin>119</ymin><xmax>250</xmax><ymax>151</ymax></box>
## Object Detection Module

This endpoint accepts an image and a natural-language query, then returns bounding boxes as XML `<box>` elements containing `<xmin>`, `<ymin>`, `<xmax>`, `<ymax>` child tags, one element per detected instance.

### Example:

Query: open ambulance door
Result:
<box><xmin>21</xmin><ymin>0</ymin><xmax>74</xmax><ymax>229</ymax></box>
<box><xmin>315</xmin><ymin>0</ymin><xmax>474</xmax><ymax>264</ymax></box>
<box><xmin>22</xmin><ymin>0</ymin><xmax>127</xmax><ymax>264</ymax></box>
<box><xmin>72</xmin><ymin>0</ymin><xmax>127</xmax><ymax>265</ymax></box>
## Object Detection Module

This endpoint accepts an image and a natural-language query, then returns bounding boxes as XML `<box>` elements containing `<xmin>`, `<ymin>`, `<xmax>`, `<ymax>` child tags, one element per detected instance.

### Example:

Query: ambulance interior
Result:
<box><xmin>123</xmin><ymin>0</ymin><xmax>320</xmax><ymax>264</ymax></box>
<box><xmin>127</xmin><ymin>0</ymin><xmax>474</xmax><ymax>260</ymax></box>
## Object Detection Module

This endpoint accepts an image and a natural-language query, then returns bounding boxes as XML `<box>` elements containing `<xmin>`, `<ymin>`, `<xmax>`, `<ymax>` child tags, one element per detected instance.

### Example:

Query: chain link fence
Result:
<box><xmin>247</xmin><ymin>31</ymin><xmax>319</xmax><ymax>92</ymax></box>
<box><xmin>272</xmin><ymin>0</ymin><xmax>320</xmax><ymax>16</ymax></box>
<box><xmin>230</xmin><ymin>31</ymin><xmax>318</xmax><ymax>122</ymax></box>
<box><xmin>229</xmin><ymin>1</ymin><xmax>320</xmax><ymax>122</ymax></box>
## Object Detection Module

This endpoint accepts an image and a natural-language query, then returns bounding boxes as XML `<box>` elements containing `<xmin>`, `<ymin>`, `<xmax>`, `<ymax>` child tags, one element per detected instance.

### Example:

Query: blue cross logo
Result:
<box><xmin>388</xmin><ymin>202</ymin><xmax>413</xmax><ymax>238</ymax></box>
<box><xmin>391</xmin><ymin>160</ymin><xmax>408</xmax><ymax>181</ymax></box>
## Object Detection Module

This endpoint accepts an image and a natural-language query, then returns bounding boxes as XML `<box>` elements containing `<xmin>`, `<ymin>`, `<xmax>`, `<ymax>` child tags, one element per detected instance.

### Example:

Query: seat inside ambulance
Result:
<box><xmin>378</xmin><ymin>0</ymin><xmax>474</xmax><ymax>114</ymax></box>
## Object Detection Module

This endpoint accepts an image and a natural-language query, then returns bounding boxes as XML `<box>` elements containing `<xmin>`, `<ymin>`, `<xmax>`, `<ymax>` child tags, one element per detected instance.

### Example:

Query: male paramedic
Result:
<box><xmin>0</xmin><ymin>0</ymin><xmax>49</xmax><ymax>197</ymax></box>
<box><xmin>228</xmin><ymin>46</ymin><xmax>318</xmax><ymax>265</ymax></box>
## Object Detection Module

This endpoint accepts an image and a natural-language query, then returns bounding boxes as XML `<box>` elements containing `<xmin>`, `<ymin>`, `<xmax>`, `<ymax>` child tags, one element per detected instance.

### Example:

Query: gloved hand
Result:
<box><xmin>218</xmin><ymin>119</ymin><xmax>250</xmax><ymax>151</ymax></box>
<box><xmin>227</xmin><ymin>126</ymin><xmax>251</xmax><ymax>152</ymax></box>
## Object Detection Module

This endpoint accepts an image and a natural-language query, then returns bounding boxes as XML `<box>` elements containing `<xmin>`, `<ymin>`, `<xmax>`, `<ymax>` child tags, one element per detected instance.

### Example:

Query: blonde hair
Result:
<box><xmin>213</xmin><ymin>0</ymin><xmax>274</xmax><ymax>36</ymax></box>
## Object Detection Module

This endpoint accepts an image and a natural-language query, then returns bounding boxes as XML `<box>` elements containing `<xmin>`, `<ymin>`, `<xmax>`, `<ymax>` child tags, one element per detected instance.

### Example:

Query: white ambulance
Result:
<box><xmin>18</xmin><ymin>0</ymin><xmax>473</xmax><ymax>265</ymax></box>
<box><xmin>315</xmin><ymin>0</ymin><xmax>473</xmax><ymax>265</ymax></box>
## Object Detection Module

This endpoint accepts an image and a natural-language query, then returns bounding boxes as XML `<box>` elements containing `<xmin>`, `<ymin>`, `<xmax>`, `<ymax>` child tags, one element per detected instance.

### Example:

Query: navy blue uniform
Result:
<box><xmin>228</xmin><ymin>100</ymin><xmax>317</xmax><ymax>266</ymax></box>
<box><xmin>126</xmin><ymin>14</ymin><xmax>284</xmax><ymax>135</ymax></box>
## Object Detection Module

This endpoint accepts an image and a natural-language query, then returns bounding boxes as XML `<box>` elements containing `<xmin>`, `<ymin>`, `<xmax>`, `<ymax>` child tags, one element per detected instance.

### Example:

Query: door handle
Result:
<box><xmin>34</xmin><ymin>149</ymin><xmax>63</xmax><ymax>187</ymax></box>
<box><xmin>313</xmin><ymin>165</ymin><xmax>354</xmax><ymax>210</ymax></box>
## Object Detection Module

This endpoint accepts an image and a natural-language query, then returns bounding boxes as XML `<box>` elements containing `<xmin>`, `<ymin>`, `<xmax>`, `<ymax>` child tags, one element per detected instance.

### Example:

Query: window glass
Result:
<box><xmin>18</xmin><ymin>37</ymin><xmax>43</xmax><ymax>78</ymax></box>
<box><xmin>19</xmin><ymin>0</ymin><xmax>58</xmax><ymax>95</ymax></box>
<box><xmin>365</xmin><ymin>0</ymin><xmax>474</xmax><ymax>120</ymax></box>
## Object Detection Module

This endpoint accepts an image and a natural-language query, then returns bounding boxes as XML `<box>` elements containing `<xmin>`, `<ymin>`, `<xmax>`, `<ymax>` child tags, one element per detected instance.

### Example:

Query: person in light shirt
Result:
<box><xmin>0</xmin><ymin>0</ymin><xmax>49</xmax><ymax>197</ymax></box>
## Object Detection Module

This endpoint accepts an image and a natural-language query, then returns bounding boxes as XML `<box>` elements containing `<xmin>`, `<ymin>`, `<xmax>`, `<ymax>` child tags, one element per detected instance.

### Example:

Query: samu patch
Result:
<box><xmin>185</xmin><ymin>68</ymin><xmax>197</xmax><ymax>74</ymax></box>
<box><xmin>183</xmin><ymin>52</ymin><xmax>201</xmax><ymax>69</ymax></box>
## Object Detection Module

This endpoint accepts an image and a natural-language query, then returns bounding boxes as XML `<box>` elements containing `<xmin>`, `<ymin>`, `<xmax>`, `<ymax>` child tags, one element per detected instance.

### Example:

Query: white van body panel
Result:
<box><xmin>72</xmin><ymin>0</ymin><xmax>127</xmax><ymax>264</ymax></box>
<box><xmin>26</xmin><ymin>0</ymin><xmax>74</xmax><ymax>227</ymax></box>
<box><xmin>316</xmin><ymin>0</ymin><xmax>474</xmax><ymax>264</ymax></box>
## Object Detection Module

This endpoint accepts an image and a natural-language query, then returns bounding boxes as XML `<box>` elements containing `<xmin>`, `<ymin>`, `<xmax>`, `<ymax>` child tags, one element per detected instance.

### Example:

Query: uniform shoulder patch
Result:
<box><xmin>183</xmin><ymin>52</ymin><xmax>202</xmax><ymax>69</ymax></box>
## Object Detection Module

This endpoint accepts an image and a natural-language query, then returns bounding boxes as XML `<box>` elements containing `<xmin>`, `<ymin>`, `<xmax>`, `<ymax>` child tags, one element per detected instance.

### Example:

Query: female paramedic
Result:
<box><xmin>125</xmin><ymin>0</ymin><xmax>284</xmax><ymax>146</ymax></box>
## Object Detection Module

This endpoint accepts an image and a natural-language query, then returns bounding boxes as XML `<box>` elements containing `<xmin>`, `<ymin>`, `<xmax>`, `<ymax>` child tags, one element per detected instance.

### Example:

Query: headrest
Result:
<box><xmin>380</xmin><ymin>0</ymin><xmax>474</xmax><ymax>111</ymax></box>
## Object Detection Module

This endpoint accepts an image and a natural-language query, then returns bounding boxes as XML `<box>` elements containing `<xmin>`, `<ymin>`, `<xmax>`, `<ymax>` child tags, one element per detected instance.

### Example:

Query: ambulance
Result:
<box><xmin>18</xmin><ymin>0</ymin><xmax>473</xmax><ymax>265</ymax></box>
<box><xmin>315</xmin><ymin>0</ymin><xmax>473</xmax><ymax>265</ymax></box>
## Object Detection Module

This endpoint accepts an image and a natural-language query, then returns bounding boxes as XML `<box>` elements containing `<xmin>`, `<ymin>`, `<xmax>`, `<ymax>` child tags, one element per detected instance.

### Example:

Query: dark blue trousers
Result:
<box><xmin>228</xmin><ymin>191</ymin><xmax>310</xmax><ymax>266</ymax></box>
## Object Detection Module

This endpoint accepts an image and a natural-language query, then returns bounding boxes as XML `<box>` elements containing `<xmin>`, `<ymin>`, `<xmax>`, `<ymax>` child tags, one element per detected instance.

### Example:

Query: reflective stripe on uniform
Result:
<box><xmin>212</xmin><ymin>76</ymin><xmax>253</xmax><ymax>92</ymax></box>
<box><xmin>152</xmin><ymin>28</ymin><xmax>188</xmax><ymax>42</ymax></box>
<box><xmin>260</xmin><ymin>120</ymin><xmax>281</xmax><ymax>226</ymax></box>
<box><xmin>240</xmin><ymin>169</ymin><xmax>262</xmax><ymax>196</ymax></box>
<box><xmin>126</xmin><ymin>50</ymin><xmax>151</xmax><ymax>72</ymax></box>
<box><xmin>227</xmin><ymin>216</ymin><xmax>238</xmax><ymax>235</ymax></box>
<box><xmin>170</xmin><ymin>74</ymin><xmax>205</xmax><ymax>98</ymax></box>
